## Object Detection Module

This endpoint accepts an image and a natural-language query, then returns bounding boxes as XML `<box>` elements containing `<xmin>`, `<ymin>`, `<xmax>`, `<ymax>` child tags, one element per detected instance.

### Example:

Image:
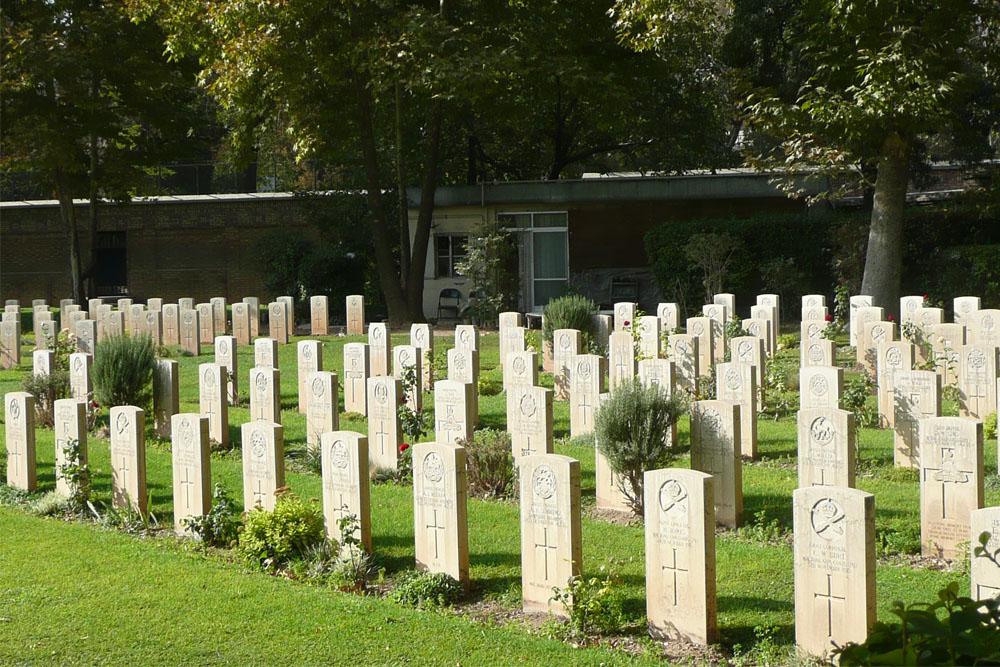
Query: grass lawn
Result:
<box><xmin>1</xmin><ymin>321</ymin><xmax>998</xmax><ymax>664</ymax></box>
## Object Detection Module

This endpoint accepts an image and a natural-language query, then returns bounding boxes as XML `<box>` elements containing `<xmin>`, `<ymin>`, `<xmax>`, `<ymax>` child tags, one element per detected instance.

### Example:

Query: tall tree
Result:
<box><xmin>1</xmin><ymin>0</ymin><xmax>204</xmax><ymax>303</ymax></box>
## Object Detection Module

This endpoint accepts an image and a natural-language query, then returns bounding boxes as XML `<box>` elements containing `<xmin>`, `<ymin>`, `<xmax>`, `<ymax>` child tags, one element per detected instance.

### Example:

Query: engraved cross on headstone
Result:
<box><xmin>923</xmin><ymin>446</ymin><xmax>973</xmax><ymax>519</ymax></box>
<box><xmin>661</xmin><ymin>547</ymin><xmax>688</xmax><ymax>606</ymax></box>
<box><xmin>426</xmin><ymin>508</ymin><xmax>446</xmax><ymax>560</ymax></box>
<box><xmin>578</xmin><ymin>393</ymin><xmax>592</xmax><ymax>425</ymax></box>
<box><xmin>815</xmin><ymin>574</ymin><xmax>846</xmax><ymax>638</ymax></box>
<box><xmin>534</xmin><ymin>526</ymin><xmax>559</xmax><ymax>581</ymax></box>
<box><xmin>375</xmin><ymin>424</ymin><xmax>389</xmax><ymax>456</ymax></box>
<box><xmin>180</xmin><ymin>467</ymin><xmax>195</xmax><ymax>510</ymax></box>
<box><xmin>253</xmin><ymin>479</ymin><xmax>266</xmax><ymax>507</ymax></box>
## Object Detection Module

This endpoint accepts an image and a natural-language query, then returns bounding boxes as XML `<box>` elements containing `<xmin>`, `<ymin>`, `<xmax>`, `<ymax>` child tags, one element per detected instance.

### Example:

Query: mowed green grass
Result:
<box><xmin>1</xmin><ymin>324</ymin><xmax>998</xmax><ymax>664</ymax></box>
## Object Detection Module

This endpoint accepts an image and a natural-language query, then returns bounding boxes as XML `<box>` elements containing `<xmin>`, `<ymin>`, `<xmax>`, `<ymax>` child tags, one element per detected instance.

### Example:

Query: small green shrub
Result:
<box><xmin>541</xmin><ymin>295</ymin><xmax>598</xmax><ymax>347</ymax></box>
<box><xmin>549</xmin><ymin>564</ymin><xmax>627</xmax><ymax>637</ymax></box>
<box><xmin>0</xmin><ymin>484</ymin><xmax>31</xmax><ymax>507</ymax></box>
<box><xmin>777</xmin><ymin>333</ymin><xmax>797</xmax><ymax>349</ymax></box>
<box><xmin>735</xmin><ymin>510</ymin><xmax>791</xmax><ymax>545</ymax></box>
<box><xmin>238</xmin><ymin>491</ymin><xmax>325</xmax><ymax>568</ymax></box>
<box><xmin>841</xmin><ymin>375</ymin><xmax>878</xmax><ymax>429</ymax></box>
<box><xmin>389</xmin><ymin>571</ymin><xmax>464</xmax><ymax>608</ymax></box>
<box><xmin>876</xmin><ymin>523</ymin><xmax>922</xmax><ymax>557</ymax></box>
<box><xmin>462</xmin><ymin>429</ymin><xmax>516</xmax><ymax>500</ymax></box>
<box><xmin>21</xmin><ymin>370</ymin><xmax>70</xmax><ymax>427</ymax></box>
<box><xmin>594</xmin><ymin>379</ymin><xmax>686</xmax><ymax>516</ymax></box>
<box><xmin>329</xmin><ymin>514</ymin><xmax>380</xmax><ymax>592</ymax></box>
<box><xmin>182</xmin><ymin>483</ymin><xmax>241</xmax><ymax>547</ymax></box>
<box><xmin>985</xmin><ymin>411</ymin><xmax>997</xmax><ymax>441</ymax></box>
<box><xmin>478</xmin><ymin>376</ymin><xmax>502</xmax><ymax>396</ymax></box>
<box><xmin>27</xmin><ymin>491</ymin><xmax>68</xmax><ymax>517</ymax></box>
<box><xmin>55</xmin><ymin>437</ymin><xmax>90</xmax><ymax>511</ymax></box>
<box><xmin>834</xmin><ymin>582</ymin><xmax>1000</xmax><ymax>665</ymax></box>
<box><xmin>341</xmin><ymin>411</ymin><xmax>366</xmax><ymax>422</ymax></box>
<box><xmin>93</xmin><ymin>334</ymin><xmax>155</xmax><ymax>410</ymax></box>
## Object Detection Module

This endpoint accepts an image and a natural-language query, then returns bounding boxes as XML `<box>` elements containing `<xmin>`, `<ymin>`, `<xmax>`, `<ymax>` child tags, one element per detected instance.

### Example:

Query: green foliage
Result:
<box><xmin>876</xmin><ymin>523</ymin><xmax>922</xmax><ymax>558</ymax></box>
<box><xmin>735</xmin><ymin>510</ymin><xmax>791</xmax><ymax>546</ymax></box>
<box><xmin>777</xmin><ymin>333</ymin><xmax>797</xmax><ymax>349</ymax></box>
<box><xmin>985</xmin><ymin>412</ymin><xmax>998</xmax><ymax>442</ymax></box>
<box><xmin>541</xmin><ymin>295</ymin><xmax>598</xmax><ymax>347</ymax></box>
<box><xmin>594</xmin><ymin>379</ymin><xmax>686</xmax><ymax>516</ymax></box>
<box><xmin>834</xmin><ymin>582</ymin><xmax>1000</xmax><ymax>665</ymax></box>
<box><xmin>181</xmin><ymin>484</ymin><xmax>241</xmax><ymax>547</ymax></box>
<box><xmin>461</xmin><ymin>429</ymin><xmax>516</xmax><ymax>500</ymax></box>
<box><xmin>549</xmin><ymin>564</ymin><xmax>627</xmax><ymax>638</ymax></box>
<box><xmin>684</xmin><ymin>232</ymin><xmax>744</xmax><ymax>305</ymax></box>
<box><xmin>21</xmin><ymin>370</ymin><xmax>70</xmax><ymax>428</ymax></box>
<box><xmin>389</xmin><ymin>571</ymin><xmax>464</xmax><ymax>609</ymax></box>
<box><xmin>93</xmin><ymin>334</ymin><xmax>155</xmax><ymax>411</ymax></box>
<box><xmin>730</xmin><ymin>623</ymin><xmax>795</xmax><ymax>667</ymax></box>
<box><xmin>372</xmin><ymin>444</ymin><xmax>412</xmax><ymax>486</ymax></box>
<box><xmin>478</xmin><ymin>376</ymin><xmax>502</xmax><ymax>397</ymax></box>
<box><xmin>95</xmin><ymin>501</ymin><xmax>160</xmax><ymax>535</ymax></box>
<box><xmin>238</xmin><ymin>492</ymin><xmax>325</xmax><ymax>569</ymax></box>
<box><xmin>55</xmin><ymin>438</ymin><xmax>90</xmax><ymax>512</ymax></box>
<box><xmin>27</xmin><ymin>491</ymin><xmax>69</xmax><ymax>518</ymax></box>
<box><xmin>841</xmin><ymin>375</ymin><xmax>878</xmax><ymax>429</ymax></box>
<box><xmin>328</xmin><ymin>514</ymin><xmax>379</xmax><ymax>593</ymax></box>
<box><xmin>454</xmin><ymin>219</ymin><xmax>519</xmax><ymax>327</ymax></box>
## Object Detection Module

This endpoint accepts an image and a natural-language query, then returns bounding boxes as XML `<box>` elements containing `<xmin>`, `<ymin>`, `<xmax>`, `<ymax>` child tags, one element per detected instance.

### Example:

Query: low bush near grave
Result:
<box><xmin>541</xmin><ymin>295</ymin><xmax>598</xmax><ymax>351</ymax></box>
<box><xmin>238</xmin><ymin>490</ymin><xmax>325</xmax><ymax>568</ymax></box>
<box><xmin>478</xmin><ymin>375</ymin><xmax>502</xmax><ymax>396</ymax></box>
<box><xmin>20</xmin><ymin>370</ymin><xmax>70</xmax><ymax>427</ymax></box>
<box><xmin>182</xmin><ymin>484</ymin><xmax>241</xmax><ymax>548</ymax></box>
<box><xmin>93</xmin><ymin>333</ymin><xmax>155</xmax><ymax>410</ymax></box>
<box><xmin>389</xmin><ymin>571</ymin><xmax>464</xmax><ymax>608</ymax></box>
<box><xmin>461</xmin><ymin>428</ymin><xmax>516</xmax><ymax>500</ymax></box>
<box><xmin>985</xmin><ymin>411</ymin><xmax>997</xmax><ymax>441</ymax></box>
<box><xmin>548</xmin><ymin>561</ymin><xmax>627</xmax><ymax>638</ymax></box>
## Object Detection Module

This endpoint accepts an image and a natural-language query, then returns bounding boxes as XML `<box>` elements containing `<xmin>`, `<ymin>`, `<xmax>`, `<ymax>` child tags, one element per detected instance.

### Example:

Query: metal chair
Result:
<box><xmin>437</xmin><ymin>288</ymin><xmax>461</xmax><ymax>321</ymax></box>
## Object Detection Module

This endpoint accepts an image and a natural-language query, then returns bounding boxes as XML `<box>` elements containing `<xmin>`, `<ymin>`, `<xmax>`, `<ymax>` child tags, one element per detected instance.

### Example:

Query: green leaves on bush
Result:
<box><xmin>549</xmin><ymin>565</ymin><xmax>627</xmax><ymax>638</ymax></box>
<box><xmin>541</xmin><ymin>295</ymin><xmax>598</xmax><ymax>349</ymax></box>
<box><xmin>237</xmin><ymin>491</ymin><xmax>325</xmax><ymax>568</ymax></box>
<box><xmin>594</xmin><ymin>379</ymin><xmax>686</xmax><ymax>516</ymax></box>
<box><xmin>461</xmin><ymin>428</ymin><xmax>516</xmax><ymax>500</ymax></box>
<box><xmin>389</xmin><ymin>571</ymin><xmax>464</xmax><ymax>608</ymax></box>
<box><xmin>182</xmin><ymin>484</ymin><xmax>241</xmax><ymax>547</ymax></box>
<box><xmin>93</xmin><ymin>334</ymin><xmax>155</xmax><ymax>410</ymax></box>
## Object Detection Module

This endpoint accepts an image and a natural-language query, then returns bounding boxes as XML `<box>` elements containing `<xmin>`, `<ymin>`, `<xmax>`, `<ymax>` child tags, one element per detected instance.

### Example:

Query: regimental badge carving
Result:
<box><xmin>701</xmin><ymin>409</ymin><xmax>721</xmax><ymax>435</ymax></box>
<box><xmin>810</xmin><ymin>416</ymin><xmax>835</xmax><ymax>446</ymax></box>
<box><xmin>519</xmin><ymin>393</ymin><xmax>537</xmax><ymax>418</ymax></box>
<box><xmin>311</xmin><ymin>377</ymin><xmax>325</xmax><ymax>397</ymax></box>
<box><xmin>887</xmin><ymin>347</ymin><xmax>902</xmax><ymax>367</ymax></box>
<box><xmin>725</xmin><ymin>368</ymin><xmax>741</xmax><ymax>391</ymax></box>
<box><xmin>810</xmin><ymin>375</ymin><xmax>829</xmax><ymax>397</ymax></box>
<box><xmin>658</xmin><ymin>479</ymin><xmax>688</xmax><ymax>515</ymax></box>
<box><xmin>811</xmin><ymin>498</ymin><xmax>846</xmax><ymax>541</ymax></box>
<box><xmin>969</xmin><ymin>349</ymin><xmax>986</xmax><ymax>369</ymax></box>
<box><xmin>532</xmin><ymin>465</ymin><xmax>556</xmax><ymax>500</ymax></box>
<box><xmin>250</xmin><ymin>429</ymin><xmax>266</xmax><ymax>458</ymax></box>
<box><xmin>577</xmin><ymin>360</ymin><xmax>592</xmax><ymax>380</ymax></box>
<box><xmin>423</xmin><ymin>452</ymin><xmax>444</xmax><ymax>483</ymax></box>
<box><xmin>179</xmin><ymin>417</ymin><xmax>193</xmax><ymax>446</ymax></box>
<box><xmin>330</xmin><ymin>440</ymin><xmax>349</xmax><ymax>469</ymax></box>
<box><xmin>374</xmin><ymin>382</ymin><xmax>388</xmax><ymax>404</ymax></box>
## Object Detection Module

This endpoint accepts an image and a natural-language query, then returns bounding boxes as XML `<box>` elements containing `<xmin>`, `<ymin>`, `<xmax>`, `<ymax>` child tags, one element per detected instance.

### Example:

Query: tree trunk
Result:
<box><xmin>406</xmin><ymin>99</ymin><xmax>443</xmax><ymax>323</ymax></box>
<box><xmin>86</xmin><ymin>76</ymin><xmax>100</xmax><ymax>301</ymax></box>
<box><xmin>860</xmin><ymin>132</ymin><xmax>909</xmax><ymax>317</ymax></box>
<box><xmin>353</xmin><ymin>72</ymin><xmax>410</xmax><ymax>326</ymax></box>
<box><xmin>395</xmin><ymin>82</ymin><xmax>411</xmax><ymax>289</ymax></box>
<box><xmin>55</xmin><ymin>168</ymin><xmax>83</xmax><ymax>305</ymax></box>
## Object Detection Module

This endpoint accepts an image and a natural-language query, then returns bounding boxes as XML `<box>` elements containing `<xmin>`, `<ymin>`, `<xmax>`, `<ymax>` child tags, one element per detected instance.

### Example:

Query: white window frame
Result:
<box><xmin>497</xmin><ymin>211</ymin><xmax>569</xmax><ymax>311</ymax></box>
<box><xmin>434</xmin><ymin>233</ymin><xmax>468</xmax><ymax>278</ymax></box>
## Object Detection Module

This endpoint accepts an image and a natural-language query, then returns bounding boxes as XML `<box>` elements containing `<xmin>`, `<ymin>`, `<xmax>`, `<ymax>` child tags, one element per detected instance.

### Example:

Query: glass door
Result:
<box><xmin>498</xmin><ymin>212</ymin><xmax>569</xmax><ymax>311</ymax></box>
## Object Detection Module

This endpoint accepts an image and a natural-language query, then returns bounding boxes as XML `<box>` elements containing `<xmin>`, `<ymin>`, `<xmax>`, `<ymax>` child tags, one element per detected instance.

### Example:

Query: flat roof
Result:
<box><xmin>0</xmin><ymin>191</ymin><xmax>298</xmax><ymax>210</ymax></box>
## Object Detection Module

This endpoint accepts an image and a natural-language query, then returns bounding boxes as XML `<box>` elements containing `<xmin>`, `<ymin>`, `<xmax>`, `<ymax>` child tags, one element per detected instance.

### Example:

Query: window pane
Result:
<box><xmin>534</xmin><ymin>212</ymin><xmax>567</xmax><ymax>228</ymax></box>
<box><xmin>534</xmin><ymin>280</ymin><xmax>569</xmax><ymax>306</ymax></box>
<box><xmin>532</xmin><ymin>231</ymin><xmax>568</xmax><ymax>279</ymax></box>
<box><xmin>498</xmin><ymin>213</ymin><xmax>530</xmax><ymax>229</ymax></box>
<box><xmin>438</xmin><ymin>258</ymin><xmax>450</xmax><ymax>277</ymax></box>
<box><xmin>453</xmin><ymin>236</ymin><xmax>467</xmax><ymax>256</ymax></box>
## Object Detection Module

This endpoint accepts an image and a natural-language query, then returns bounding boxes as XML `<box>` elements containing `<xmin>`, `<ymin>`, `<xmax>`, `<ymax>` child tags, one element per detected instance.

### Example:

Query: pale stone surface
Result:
<box><xmin>36</xmin><ymin>319</ymin><xmax>57</xmax><ymax>350</ymax></box>
<box><xmin>278</xmin><ymin>296</ymin><xmax>295</xmax><ymax>337</ymax></box>
<box><xmin>893</xmin><ymin>370</ymin><xmax>942</xmax><ymax>467</ymax></box>
<box><xmin>346</xmin><ymin>295</ymin><xmax>365</xmax><ymax>335</ymax></box>
<box><xmin>249</xmin><ymin>366</ymin><xmax>281</xmax><ymax>424</ymax></box>
<box><xmin>508</xmin><ymin>384</ymin><xmax>553</xmax><ymax>460</ymax></box>
<box><xmin>799</xmin><ymin>366</ymin><xmax>843</xmax><ymax>411</ymax></box>
<box><xmin>799</xmin><ymin>319</ymin><xmax>827</xmax><ymax>348</ymax></box>
<box><xmin>254</xmin><ymin>337</ymin><xmax>278</xmax><ymax>368</ymax></box>
<box><xmin>915</xmin><ymin>306</ymin><xmax>944</xmax><ymax>329</ymax></box>
<box><xmin>900</xmin><ymin>295</ymin><xmax>926</xmax><ymax>324</ymax></box>
<box><xmin>147</xmin><ymin>298</ymin><xmax>163</xmax><ymax>311</ymax></box>
<box><xmin>210</xmin><ymin>297</ymin><xmax>227</xmax><ymax>335</ymax></box>
<box><xmin>54</xmin><ymin>399</ymin><xmax>87</xmax><ymax>497</ymax></box>
<box><xmin>500</xmin><ymin>325</ymin><xmax>526</xmax><ymax>368</ymax></box>
<box><xmin>310</xmin><ymin>296</ymin><xmax>329</xmax><ymax>336</ymax></box>
<box><xmin>970</xmin><ymin>507</ymin><xmax>1000</xmax><ymax>601</ymax></box>
<box><xmin>953</xmin><ymin>297</ymin><xmax>981</xmax><ymax>325</ymax></box>
<box><xmin>797</xmin><ymin>408</ymin><xmax>855</xmax><ymax>488</ymax></box>
<box><xmin>69</xmin><ymin>352</ymin><xmax>91</xmax><ymax>403</ymax></box>
<box><xmin>306</xmin><ymin>371</ymin><xmax>339</xmax><ymax>451</ymax></box>
<box><xmin>657</xmin><ymin>303</ymin><xmax>679</xmax><ymax>333</ymax></box>
<box><xmin>553</xmin><ymin>329</ymin><xmax>581</xmax><ymax>401</ymax></box>
<box><xmin>848</xmin><ymin>295</ymin><xmax>873</xmax><ymax>347</ymax></box>
<box><xmin>196</xmin><ymin>303</ymin><xmax>214</xmax><ymax>344</ymax></box>
<box><xmin>644</xmin><ymin>468</ymin><xmax>716</xmax><ymax>644</ymax></box>
<box><xmin>33</xmin><ymin>349</ymin><xmax>54</xmax><ymax>377</ymax></box>
<box><xmin>454</xmin><ymin>324</ymin><xmax>479</xmax><ymax>352</ymax></box>
<box><xmin>393</xmin><ymin>344</ymin><xmax>423</xmax><ymax>412</ymax></box>
<box><xmin>199</xmin><ymin>363</ymin><xmax>229</xmax><ymax>447</ymax></box>
<box><xmin>153</xmin><ymin>359</ymin><xmax>179</xmax><ymax>439</ymax></box>
<box><xmin>859</xmin><ymin>320</ymin><xmax>895</xmax><ymax>376</ymax></box>
<box><xmin>569</xmin><ymin>354</ymin><xmax>606</xmax><ymax>437</ymax></box>
<box><xmin>503</xmin><ymin>349</ymin><xmax>538</xmax><ymax>393</ymax></box>
<box><xmin>802</xmin><ymin>305</ymin><xmax>828</xmax><ymax>322</ymax></box>
<box><xmin>110</xmin><ymin>406</ymin><xmax>147</xmax><ymax>514</ymax></box>
<box><xmin>117</xmin><ymin>298</ymin><xmax>133</xmax><ymax>313</ymax></box>
<box><xmin>793</xmin><ymin>486</ymin><xmax>876</xmax><ymax>659</ymax></box>
<box><xmin>75</xmin><ymin>319</ymin><xmax>97</xmax><ymax>354</ymax></box>
<box><xmin>877</xmin><ymin>341</ymin><xmax>914</xmax><ymax>427</ymax></box>
<box><xmin>614</xmin><ymin>302</ymin><xmax>636</xmax><ymax>331</ymax></box>
<box><xmin>367</xmin><ymin>376</ymin><xmax>404</xmax><ymax>469</ymax></box>
<box><xmin>690</xmin><ymin>400</ymin><xmax>742</xmax><ymax>528</ymax></box>
<box><xmin>800</xmin><ymin>340</ymin><xmax>836</xmax><ymax>371</ymax></box>
<box><xmin>242</xmin><ymin>297</ymin><xmax>260</xmax><ymax>338</ymax></box>
<box><xmin>321</xmin><ymin>431</ymin><xmax>372</xmax><ymax>553</ymax></box>
<box><xmin>171</xmin><ymin>414</ymin><xmax>212</xmax><ymax>537</ymax></box>
<box><xmin>268</xmin><ymin>302</ymin><xmax>288</xmax><ymax>344</ymax></box>
<box><xmin>592</xmin><ymin>314</ymin><xmax>612</xmax><ymax>351</ymax></box>
<box><xmin>714</xmin><ymin>293</ymin><xmax>735</xmax><ymax>313</ymax></box>
<box><xmin>668</xmin><ymin>334</ymin><xmax>699</xmax><ymax>393</ymax></box>
<box><xmin>966</xmin><ymin>309</ymin><xmax>1000</xmax><ymax>349</ymax></box>
<box><xmin>702</xmin><ymin>303</ymin><xmax>727</xmax><ymax>363</ymax></box>
<box><xmin>241</xmin><ymin>421</ymin><xmax>284</xmax><ymax>511</ymax></box>
<box><xmin>343</xmin><ymin>343</ymin><xmax>370</xmax><ymax>415</ymax></box>
<box><xmin>158</xmin><ymin>304</ymin><xmax>177</xmax><ymax>346</ymax></box>
<box><xmin>5</xmin><ymin>392</ymin><xmax>36</xmax><ymax>491</ymax></box>
<box><xmin>594</xmin><ymin>392</ymin><xmax>630</xmax><ymax>512</ymax></box>
<box><xmin>105</xmin><ymin>310</ymin><xmax>125</xmax><ymax>340</ymax></box>
<box><xmin>368</xmin><ymin>323</ymin><xmax>390</xmax><ymax>376</ymax></box>
<box><xmin>141</xmin><ymin>309</ymin><xmax>161</xmax><ymax>345</ymax></box>
<box><xmin>609</xmin><ymin>330</ymin><xmax>636</xmax><ymax>390</ymax></box>
<box><xmin>231</xmin><ymin>302</ymin><xmax>250</xmax><ymax>345</ymax></box>
<box><xmin>520</xmin><ymin>454</ymin><xmax>582</xmax><ymax>616</ymax></box>
<box><xmin>214</xmin><ymin>336</ymin><xmax>238</xmax><ymax>405</ymax></box>
<box><xmin>919</xmin><ymin>417</ymin><xmax>983</xmax><ymax>559</ymax></box>
<box><xmin>639</xmin><ymin>358</ymin><xmax>678</xmax><ymax>447</ymax></box>
<box><xmin>434</xmin><ymin>379</ymin><xmax>474</xmax><ymax>445</ymax></box>
<box><xmin>1</xmin><ymin>320</ymin><xmax>21</xmax><ymax>369</ymax></box>
<box><xmin>447</xmin><ymin>347</ymin><xmax>479</xmax><ymax>424</ymax></box>
<box><xmin>499</xmin><ymin>311</ymin><xmax>524</xmax><ymax>332</ymax></box>
<box><xmin>179</xmin><ymin>297</ymin><xmax>194</xmax><ymax>311</ymax></box>
<box><xmin>180</xmin><ymin>309</ymin><xmax>200</xmax><ymax>355</ymax></box>
<box><xmin>686</xmin><ymin>316</ymin><xmax>714</xmax><ymax>378</ymax></box>
<box><xmin>297</xmin><ymin>340</ymin><xmax>323</xmax><ymax>413</ymax></box>
<box><xmin>929</xmin><ymin>323</ymin><xmax>965</xmax><ymax>385</ymax></box>
<box><xmin>716</xmin><ymin>362</ymin><xmax>757</xmax><ymax>459</ymax></box>
<box><xmin>413</xmin><ymin>442</ymin><xmax>470</xmax><ymax>588</ymax></box>
<box><xmin>856</xmin><ymin>306</ymin><xmax>885</xmax><ymax>349</ymax></box>
<box><xmin>95</xmin><ymin>305</ymin><xmax>113</xmax><ymax>342</ymax></box>
<box><xmin>410</xmin><ymin>323</ymin><xmax>434</xmax><ymax>391</ymax></box>
<box><xmin>751</xmin><ymin>301</ymin><xmax>779</xmax><ymax>354</ymax></box>
<box><xmin>87</xmin><ymin>298</ymin><xmax>103</xmax><ymax>316</ymax></box>
<box><xmin>637</xmin><ymin>315</ymin><xmax>661</xmax><ymax>361</ymax></box>
<box><xmin>958</xmin><ymin>344</ymin><xmax>999</xmax><ymax>419</ymax></box>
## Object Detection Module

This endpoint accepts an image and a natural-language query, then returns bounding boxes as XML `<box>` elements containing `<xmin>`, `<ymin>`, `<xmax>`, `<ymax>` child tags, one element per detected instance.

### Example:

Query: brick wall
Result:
<box><xmin>0</xmin><ymin>195</ymin><xmax>317</xmax><ymax>304</ymax></box>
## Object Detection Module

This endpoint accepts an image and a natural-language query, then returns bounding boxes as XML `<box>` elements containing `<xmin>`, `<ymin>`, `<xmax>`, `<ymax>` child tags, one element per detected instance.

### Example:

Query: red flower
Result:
<box><xmin>888</xmin><ymin>315</ymin><xmax>895</xmax><ymax>321</ymax></box>
<box><xmin>839</xmin><ymin>279</ymin><xmax>845</xmax><ymax>285</ymax></box>
<box><xmin>92</xmin><ymin>401</ymin><xmax>99</xmax><ymax>408</ymax></box>
<box><xmin>624</xmin><ymin>320</ymin><xmax>631</xmax><ymax>327</ymax></box>
<box><xmin>922</xmin><ymin>294</ymin><xmax>928</xmax><ymax>300</ymax></box>
<box><xmin>824</xmin><ymin>314</ymin><xmax>833</xmax><ymax>321</ymax></box>
<box><xmin>398</xmin><ymin>443</ymin><xmax>410</xmax><ymax>453</ymax></box>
